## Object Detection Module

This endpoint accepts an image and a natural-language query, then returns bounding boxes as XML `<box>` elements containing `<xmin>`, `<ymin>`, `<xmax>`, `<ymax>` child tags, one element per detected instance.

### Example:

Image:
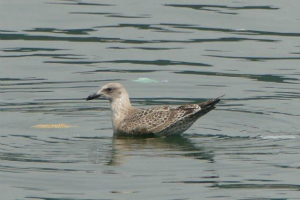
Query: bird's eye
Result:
<box><xmin>106</xmin><ymin>88</ymin><xmax>112</xmax><ymax>92</ymax></box>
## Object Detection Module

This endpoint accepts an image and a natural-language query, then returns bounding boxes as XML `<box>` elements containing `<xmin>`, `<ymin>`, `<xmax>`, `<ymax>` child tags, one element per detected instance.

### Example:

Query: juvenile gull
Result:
<box><xmin>86</xmin><ymin>83</ymin><xmax>223</xmax><ymax>136</ymax></box>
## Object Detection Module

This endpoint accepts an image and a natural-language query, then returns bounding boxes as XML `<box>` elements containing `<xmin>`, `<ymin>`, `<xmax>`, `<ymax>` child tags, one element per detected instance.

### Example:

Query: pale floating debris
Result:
<box><xmin>32</xmin><ymin>124</ymin><xmax>74</xmax><ymax>129</ymax></box>
<box><xmin>259</xmin><ymin>135</ymin><xmax>296</xmax><ymax>140</ymax></box>
<box><xmin>133</xmin><ymin>77</ymin><xmax>159</xmax><ymax>83</ymax></box>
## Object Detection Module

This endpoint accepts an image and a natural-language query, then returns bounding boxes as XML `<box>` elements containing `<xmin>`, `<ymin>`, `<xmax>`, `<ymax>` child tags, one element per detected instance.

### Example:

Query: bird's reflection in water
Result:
<box><xmin>106</xmin><ymin>135</ymin><xmax>214</xmax><ymax>166</ymax></box>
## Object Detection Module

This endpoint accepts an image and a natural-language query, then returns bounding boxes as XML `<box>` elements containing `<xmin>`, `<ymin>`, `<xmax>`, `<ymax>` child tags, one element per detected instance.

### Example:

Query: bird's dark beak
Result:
<box><xmin>86</xmin><ymin>93</ymin><xmax>101</xmax><ymax>101</ymax></box>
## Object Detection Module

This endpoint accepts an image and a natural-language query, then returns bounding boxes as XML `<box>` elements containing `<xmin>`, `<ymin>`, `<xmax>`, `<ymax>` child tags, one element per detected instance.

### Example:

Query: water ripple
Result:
<box><xmin>212</xmin><ymin>183</ymin><xmax>300</xmax><ymax>190</ymax></box>
<box><xmin>2</xmin><ymin>47</ymin><xmax>67</xmax><ymax>52</ymax></box>
<box><xmin>0</xmin><ymin>33</ymin><xmax>278</xmax><ymax>44</ymax></box>
<box><xmin>175</xmin><ymin>70</ymin><xmax>298</xmax><ymax>84</ymax></box>
<box><xmin>47</xmin><ymin>1</ymin><xmax>114</xmax><ymax>7</ymax></box>
<box><xmin>45</xmin><ymin>59</ymin><xmax>212</xmax><ymax>66</ymax></box>
<box><xmin>161</xmin><ymin>23</ymin><xmax>300</xmax><ymax>37</ymax></box>
<box><xmin>165</xmin><ymin>4</ymin><xmax>279</xmax><ymax>11</ymax></box>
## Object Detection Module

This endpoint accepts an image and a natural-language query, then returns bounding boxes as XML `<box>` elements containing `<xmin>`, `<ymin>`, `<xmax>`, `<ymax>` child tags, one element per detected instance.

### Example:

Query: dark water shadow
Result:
<box><xmin>107</xmin><ymin>135</ymin><xmax>214</xmax><ymax>166</ymax></box>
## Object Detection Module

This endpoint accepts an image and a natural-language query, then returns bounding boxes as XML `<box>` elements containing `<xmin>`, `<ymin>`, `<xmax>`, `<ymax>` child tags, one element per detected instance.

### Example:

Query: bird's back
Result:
<box><xmin>116</xmin><ymin>96</ymin><xmax>222</xmax><ymax>136</ymax></box>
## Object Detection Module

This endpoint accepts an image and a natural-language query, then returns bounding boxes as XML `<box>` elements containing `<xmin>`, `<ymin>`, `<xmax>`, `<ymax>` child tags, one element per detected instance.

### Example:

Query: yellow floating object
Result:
<box><xmin>32</xmin><ymin>124</ymin><xmax>73</xmax><ymax>128</ymax></box>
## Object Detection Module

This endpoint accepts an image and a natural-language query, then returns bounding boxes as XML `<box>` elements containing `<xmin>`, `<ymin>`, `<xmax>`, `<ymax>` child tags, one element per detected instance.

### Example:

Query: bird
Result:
<box><xmin>86</xmin><ymin>83</ymin><xmax>223</xmax><ymax>136</ymax></box>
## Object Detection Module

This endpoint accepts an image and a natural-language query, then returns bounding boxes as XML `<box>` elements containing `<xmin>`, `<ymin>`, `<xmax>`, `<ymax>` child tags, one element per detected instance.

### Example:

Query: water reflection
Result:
<box><xmin>107</xmin><ymin>135</ymin><xmax>214</xmax><ymax>166</ymax></box>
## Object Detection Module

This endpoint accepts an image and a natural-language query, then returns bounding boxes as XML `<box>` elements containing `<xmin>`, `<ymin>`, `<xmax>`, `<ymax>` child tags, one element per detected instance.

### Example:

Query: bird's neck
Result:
<box><xmin>109</xmin><ymin>93</ymin><xmax>132</xmax><ymax>131</ymax></box>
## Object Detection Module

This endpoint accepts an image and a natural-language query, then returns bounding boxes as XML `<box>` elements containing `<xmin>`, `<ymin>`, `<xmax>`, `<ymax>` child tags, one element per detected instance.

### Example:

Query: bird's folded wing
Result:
<box><xmin>122</xmin><ymin>105</ymin><xmax>201</xmax><ymax>134</ymax></box>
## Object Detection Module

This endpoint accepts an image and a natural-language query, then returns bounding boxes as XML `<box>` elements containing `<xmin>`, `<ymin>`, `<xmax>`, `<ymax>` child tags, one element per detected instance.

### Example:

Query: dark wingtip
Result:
<box><xmin>212</xmin><ymin>94</ymin><xmax>225</xmax><ymax>105</ymax></box>
<box><xmin>213</xmin><ymin>94</ymin><xmax>225</xmax><ymax>104</ymax></box>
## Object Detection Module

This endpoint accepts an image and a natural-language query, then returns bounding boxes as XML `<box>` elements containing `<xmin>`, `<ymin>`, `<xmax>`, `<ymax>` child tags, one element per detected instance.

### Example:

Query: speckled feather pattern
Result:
<box><xmin>119</xmin><ymin>106</ymin><xmax>197</xmax><ymax>135</ymax></box>
<box><xmin>117</xmin><ymin>102</ymin><xmax>217</xmax><ymax>136</ymax></box>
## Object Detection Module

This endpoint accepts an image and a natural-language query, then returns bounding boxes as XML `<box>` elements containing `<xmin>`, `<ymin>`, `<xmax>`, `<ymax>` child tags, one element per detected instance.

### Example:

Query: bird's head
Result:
<box><xmin>86</xmin><ymin>83</ymin><xmax>126</xmax><ymax>101</ymax></box>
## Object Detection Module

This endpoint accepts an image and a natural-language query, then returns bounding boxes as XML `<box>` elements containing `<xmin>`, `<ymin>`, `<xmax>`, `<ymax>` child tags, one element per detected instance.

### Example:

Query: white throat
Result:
<box><xmin>109</xmin><ymin>93</ymin><xmax>132</xmax><ymax>131</ymax></box>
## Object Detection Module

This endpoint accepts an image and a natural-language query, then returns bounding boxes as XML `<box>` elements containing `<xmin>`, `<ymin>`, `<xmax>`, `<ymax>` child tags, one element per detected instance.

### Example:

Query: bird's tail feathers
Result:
<box><xmin>195</xmin><ymin>95</ymin><xmax>224</xmax><ymax>118</ymax></box>
<box><xmin>198</xmin><ymin>95</ymin><xmax>224</xmax><ymax>109</ymax></box>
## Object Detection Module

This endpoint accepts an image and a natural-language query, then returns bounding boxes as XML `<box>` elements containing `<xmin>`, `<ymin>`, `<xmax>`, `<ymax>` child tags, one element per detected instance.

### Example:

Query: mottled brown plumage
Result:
<box><xmin>86</xmin><ymin>83</ymin><xmax>223</xmax><ymax>136</ymax></box>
